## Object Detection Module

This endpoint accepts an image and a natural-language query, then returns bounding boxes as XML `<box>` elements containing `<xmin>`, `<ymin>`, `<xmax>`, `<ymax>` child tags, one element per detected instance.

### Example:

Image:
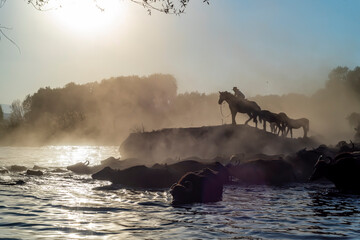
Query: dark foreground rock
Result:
<box><xmin>120</xmin><ymin>125</ymin><xmax>318</xmax><ymax>162</ymax></box>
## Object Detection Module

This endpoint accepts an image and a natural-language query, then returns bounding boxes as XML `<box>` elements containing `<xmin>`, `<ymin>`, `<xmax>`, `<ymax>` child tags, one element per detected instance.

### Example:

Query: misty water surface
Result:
<box><xmin>0</xmin><ymin>146</ymin><xmax>360</xmax><ymax>239</ymax></box>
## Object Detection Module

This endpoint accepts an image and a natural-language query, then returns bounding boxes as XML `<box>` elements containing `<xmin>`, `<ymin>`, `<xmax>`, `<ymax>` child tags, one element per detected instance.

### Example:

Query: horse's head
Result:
<box><xmin>218</xmin><ymin>91</ymin><xmax>224</xmax><ymax>104</ymax></box>
<box><xmin>218</xmin><ymin>91</ymin><xmax>230</xmax><ymax>104</ymax></box>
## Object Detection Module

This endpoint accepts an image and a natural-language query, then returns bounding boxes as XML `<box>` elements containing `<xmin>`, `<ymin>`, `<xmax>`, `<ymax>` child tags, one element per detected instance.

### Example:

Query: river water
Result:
<box><xmin>0</xmin><ymin>146</ymin><xmax>359</xmax><ymax>239</ymax></box>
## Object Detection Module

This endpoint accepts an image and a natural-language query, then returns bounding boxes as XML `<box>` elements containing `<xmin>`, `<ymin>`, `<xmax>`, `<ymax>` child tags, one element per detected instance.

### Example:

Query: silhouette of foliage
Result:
<box><xmin>1</xmin><ymin>0</ymin><xmax>209</xmax><ymax>14</ymax></box>
<box><xmin>9</xmin><ymin>100</ymin><xmax>24</xmax><ymax>128</ymax></box>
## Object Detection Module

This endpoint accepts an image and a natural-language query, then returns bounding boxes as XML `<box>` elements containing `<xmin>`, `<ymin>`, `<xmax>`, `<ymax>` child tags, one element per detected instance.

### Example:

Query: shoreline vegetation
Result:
<box><xmin>0</xmin><ymin>66</ymin><xmax>360</xmax><ymax>146</ymax></box>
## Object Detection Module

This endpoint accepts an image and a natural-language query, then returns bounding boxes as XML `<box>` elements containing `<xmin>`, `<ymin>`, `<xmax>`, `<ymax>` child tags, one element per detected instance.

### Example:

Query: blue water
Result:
<box><xmin>0</xmin><ymin>146</ymin><xmax>360</xmax><ymax>239</ymax></box>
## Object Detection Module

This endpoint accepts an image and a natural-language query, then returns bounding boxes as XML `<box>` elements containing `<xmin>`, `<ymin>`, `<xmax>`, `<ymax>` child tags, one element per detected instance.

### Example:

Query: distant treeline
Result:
<box><xmin>1</xmin><ymin>67</ymin><xmax>360</xmax><ymax>145</ymax></box>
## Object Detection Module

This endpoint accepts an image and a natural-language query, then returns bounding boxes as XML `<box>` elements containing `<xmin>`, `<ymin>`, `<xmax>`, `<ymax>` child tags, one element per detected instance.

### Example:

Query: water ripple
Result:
<box><xmin>1</xmin><ymin>146</ymin><xmax>360</xmax><ymax>239</ymax></box>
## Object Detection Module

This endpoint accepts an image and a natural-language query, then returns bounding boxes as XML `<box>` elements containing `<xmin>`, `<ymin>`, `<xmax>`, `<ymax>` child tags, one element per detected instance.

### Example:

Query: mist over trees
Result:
<box><xmin>1</xmin><ymin>67</ymin><xmax>360</xmax><ymax>145</ymax></box>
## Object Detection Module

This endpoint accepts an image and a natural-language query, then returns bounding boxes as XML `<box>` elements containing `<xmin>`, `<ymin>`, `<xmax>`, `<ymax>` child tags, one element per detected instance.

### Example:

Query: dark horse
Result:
<box><xmin>278</xmin><ymin>112</ymin><xmax>309</xmax><ymax>138</ymax></box>
<box><xmin>218</xmin><ymin>91</ymin><xmax>261</xmax><ymax>127</ymax></box>
<box><xmin>258</xmin><ymin>110</ymin><xmax>285</xmax><ymax>134</ymax></box>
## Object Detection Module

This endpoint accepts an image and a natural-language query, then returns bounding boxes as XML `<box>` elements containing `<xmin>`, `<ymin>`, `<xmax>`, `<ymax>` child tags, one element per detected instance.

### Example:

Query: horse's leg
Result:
<box><xmin>274</xmin><ymin>124</ymin><xmax>279</xmax><ymax>135</ymax></box>
<box><xmin>253</xmin><ymin>114</ymin><xmax>258</xmax><ymax>128</ymax></box>
<box><xmin>231</xmin><ymin>111</ymin><xmax>237</xmax><ymax>125</ymax></box>
<box><xmin>263</xmin><ymin>120</ymin><xmax>266</xmax><ymax>131</ymax></box>
<box><xmin>282</xmin><ymin>124</ymin><xmax>287</xmax><ymax>136</ymax></box>
<box><xmin>244</xmin><ymin>113</ymin><xmax>252</xmax><ymax>125</ymax></box>
<box><xmin>290</xmin><ymin>129</ymin><xmax>293</xmax><ymax>138</ymax></box>
<box><xmin>303</xmin><ymin>126</ymin><xmax>307</xmax><ymax>138</ymax></box>
<box><xmin>285</xmin><ymin>127</ymin><xmax>290</xmax><ymax>137</ymax></box>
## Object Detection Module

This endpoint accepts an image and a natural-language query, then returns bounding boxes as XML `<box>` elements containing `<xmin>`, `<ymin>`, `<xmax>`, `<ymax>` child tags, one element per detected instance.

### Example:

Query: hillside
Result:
<box><xmin>120</xmin><ymin>124</ymin><xmax>319</xmax><ymax>162</ymax></box>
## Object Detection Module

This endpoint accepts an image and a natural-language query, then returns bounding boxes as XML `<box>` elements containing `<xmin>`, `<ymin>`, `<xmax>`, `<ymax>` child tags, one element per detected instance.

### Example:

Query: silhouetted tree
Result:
<box><xmin>9</xmin><ymin>100</ymin><xmax>24</xmax><ymax>128</ymax></box>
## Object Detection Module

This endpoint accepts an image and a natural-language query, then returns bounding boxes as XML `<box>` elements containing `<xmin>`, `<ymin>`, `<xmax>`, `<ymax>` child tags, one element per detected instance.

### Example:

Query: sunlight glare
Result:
<box><xmin>51</xmin><ymin>0</ymin><xmax>126</xmax><ymax>34</ymax></box>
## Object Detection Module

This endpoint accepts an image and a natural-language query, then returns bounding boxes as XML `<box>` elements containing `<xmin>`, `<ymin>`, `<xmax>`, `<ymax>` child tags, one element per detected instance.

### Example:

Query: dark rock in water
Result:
<box><xmin>92</xmin><ymin>160</ymin><xmax>227</xmax><ymax>189</ymax></box>
<box><xmin>8</xmin><ymin>165</ymin><xmax>27</xmax><ymax>172</ymax></box>
<box><xmin>170</xmin><ymin>168</ymin><xmax>228</xmax><ymax>204</ymax></box>
<box><xmin>120</xmin><ymin>125</ymin><xmax>318</xmax><ymax>162</ymax></box>
<box><xmin>26</xmin><ymin>169</ymin><xmax>43</xmax><ymax>176</ymax></box>
<box><xmin>227</xmin><ymin>159</ymin><xmax>296</xmax><ymax>185</ymax></box>
<box><xmin>309</xmin><ymin>152</ymin><xmax>360</xmax><ymax>193</ymax></box>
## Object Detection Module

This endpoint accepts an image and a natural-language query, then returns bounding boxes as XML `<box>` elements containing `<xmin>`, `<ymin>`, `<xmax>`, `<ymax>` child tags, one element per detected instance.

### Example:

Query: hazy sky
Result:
<box><xmin>1</xmin><ymin>0</ymin><xmax>360</xmax><ymax>104</ymax></box>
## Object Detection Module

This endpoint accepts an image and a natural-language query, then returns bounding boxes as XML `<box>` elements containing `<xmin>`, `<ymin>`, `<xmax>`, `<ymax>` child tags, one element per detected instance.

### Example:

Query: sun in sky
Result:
<box><xmin>50</xmin><ymin>0</ymin><xmax>126</xmax><ymax>34</ymax></box>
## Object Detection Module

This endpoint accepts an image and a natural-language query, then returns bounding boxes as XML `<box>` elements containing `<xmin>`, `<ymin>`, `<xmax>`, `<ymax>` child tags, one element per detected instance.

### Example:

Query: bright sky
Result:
<box><xmin>0</xmin><ymin>0</ymin><xmax>360</xmax><ymax>104</ymax></box>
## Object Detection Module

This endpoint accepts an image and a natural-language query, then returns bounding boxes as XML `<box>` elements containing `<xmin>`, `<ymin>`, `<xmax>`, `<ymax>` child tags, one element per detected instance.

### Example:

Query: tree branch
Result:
<box><xmin>0</xmin><ymin>25</ymin><xmax>21</xmax><ymax>53</ymax></box>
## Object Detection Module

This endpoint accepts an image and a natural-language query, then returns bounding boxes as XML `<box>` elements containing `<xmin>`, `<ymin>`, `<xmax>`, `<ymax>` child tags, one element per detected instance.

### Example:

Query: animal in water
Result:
<box><xmin>93</xmin><ymin>165</ymin><xmax>174</xmax><ymax>188</ymax></box>
<box><xmin>218</xmin><ymin>91</ymin><xmax>261</xmax><ymax>127</ymax></box>
<box><xmin>26</xmin><ymin>169</ymin><xmax>43</xmax><ymax>176</ymax></box>
<box><xmin>33</xmin><ymin>165</ymin><xmax>47</xmax><ymax>170</ymax></box>
<box><xmin>288</xmin><ymin>145</ymin><xmax>337</xmax><ymax>181</ymax></box>
<box><xmin>335</xmin><ymin>140</ymin><xmax>360</xmax><ymax>153</ymax></box>
<box><xmin>257</xmin><ymin>110</ymin><xmax>284</xmax><ymax>134</ymax></box>
<box><xmin>309</xmin><ymin>152</ymin><xmax>360</xmax><ymax>193</ymax></box>
<box><xmin>8</xmin><ymin>165</ymin><xmax>27</xmax><ymax>172</ymax></box>
<box><xmin>278</xmin><ymin>112</ymin><xmax>309</xmax><ymax>138</ymax></box>
<box><xmin>67</xmin><ymin>157</ymin><xmax>145</xmax><ymax>175</ymax></box>
<box><xmin>67</xmin><ymin>160</ymin><xmax>92</xmax><ymax>174</ymax></box>
<box><xmin>227</xmin><ymin>159</ymin><xmax>296</xmax><ymax>185</ymax></box>
<box><xmin>92</xmin><ymin>160</ymin><xmax>227</xmax><ymax>189</ymax></box>
<box><xmin>170</xmin><ymin>168</ymin><xmax>228</xmax><ymax>204</ymax></box>
<box><xmin>0</xmin><ymin>168</ymin><xmax>9</xmax><ymax>174</ymax></box>
<box><xmin>228</xmin><ymin>153</ymin><xmax>245</xmax><ymax>166</ymax></box>
<box><xmin>0</xmin><ymin>180</ymin><xmax>25</xmax><ymax>186</ymax></box>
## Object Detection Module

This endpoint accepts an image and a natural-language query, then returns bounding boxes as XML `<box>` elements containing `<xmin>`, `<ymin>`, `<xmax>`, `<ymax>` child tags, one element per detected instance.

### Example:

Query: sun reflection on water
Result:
<box><xmin>0</xmin><ymin>145</ymin><xmax>120</xmax><ymax>168</ymax></box>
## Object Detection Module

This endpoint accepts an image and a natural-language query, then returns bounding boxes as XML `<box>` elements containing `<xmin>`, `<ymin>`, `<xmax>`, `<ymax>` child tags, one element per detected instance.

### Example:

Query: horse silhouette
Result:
<box><xmin>258</xmin><ymin>110</ymin><xmax>284</xmax><ymax>134</ymax></box>
<box><xmin>218</xmin><ymin>91</ymin><xmax>261</xmax><ymax>127</ymax></box>
<box><xmin>278</xmin><ymin>112</ymin><xmax>309</xmax><ymax>138</ymax></box>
